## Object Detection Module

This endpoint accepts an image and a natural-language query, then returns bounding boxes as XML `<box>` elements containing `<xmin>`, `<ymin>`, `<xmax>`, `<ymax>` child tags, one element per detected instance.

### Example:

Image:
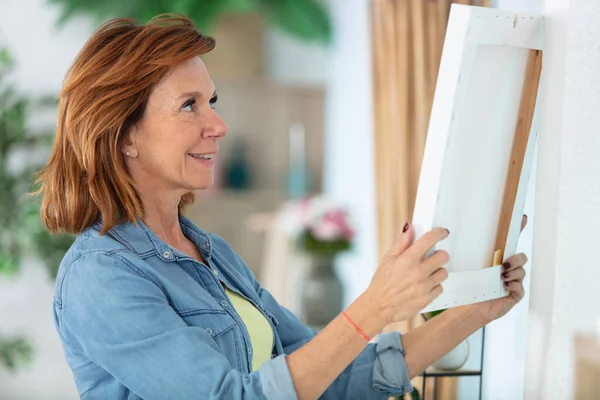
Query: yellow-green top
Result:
<box><xmin>225</xmin><ymin>288</ymin><xmax>274</xmax><ymax>371</ymax></box>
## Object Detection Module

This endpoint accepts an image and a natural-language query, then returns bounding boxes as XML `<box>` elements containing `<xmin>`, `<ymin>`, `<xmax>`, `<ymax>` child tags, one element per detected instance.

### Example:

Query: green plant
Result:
<box><xmin>0</xmin><ymin>46</ymin><xmax>74</xmax><ymax>371</ymax></box>
<box><xmin>300</xmin><ymin>230</ymin><xmax>351</xmax><ymax>257</ymax></box>
<box><xmin>409</xmin><ymin>389</ymin><xmax>420</xmax><ymax>400</ymax></box>
<box><xmin>48</xmin><ymin>0</ymin><xmax>331</xmax><ymax>43</ymax></box>
<box><xmin>0</xmin><ymin>338</ymin><xmax>34</xmax><ymax>372</ymax></box>
<box><xmin>0</xmin><ymin>47</ymin><xmax>73</xmax><ymax>279</ymax></box>
<box><xmin>428</xmin><ymin>309</ymin><xmax>446</xmax><ymax>318</ymax></box>
<box><xmin>394</xmin><ymin>388</ymin><xmax>420</xmax><ymax>400</ymax></box>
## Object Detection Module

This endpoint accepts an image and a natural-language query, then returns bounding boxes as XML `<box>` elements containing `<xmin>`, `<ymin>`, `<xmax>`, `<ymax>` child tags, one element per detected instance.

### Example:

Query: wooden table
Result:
<box><xmin>574</xmin><ymin>334</ymin><xmax>600</xmax><ymax>400</ymax></box>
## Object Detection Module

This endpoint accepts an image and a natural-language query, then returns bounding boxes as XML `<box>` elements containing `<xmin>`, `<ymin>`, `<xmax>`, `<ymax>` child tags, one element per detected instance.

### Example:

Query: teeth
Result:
<box><xmin>190</xmin><ymin>154</ymin><xmax>213</xmax><ymax>160</ymax></box>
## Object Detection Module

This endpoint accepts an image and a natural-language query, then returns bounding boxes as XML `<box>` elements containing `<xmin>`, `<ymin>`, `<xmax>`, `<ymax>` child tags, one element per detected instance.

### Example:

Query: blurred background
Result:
<box><xmin>0</xmin><ymin>0</ymin><xmax>599</xmax><ymax>399</ymax></box>
<box><xmin>0</xmin><ymin>1</ymin><xmax>372</xmax><ymax>398</ymax></box>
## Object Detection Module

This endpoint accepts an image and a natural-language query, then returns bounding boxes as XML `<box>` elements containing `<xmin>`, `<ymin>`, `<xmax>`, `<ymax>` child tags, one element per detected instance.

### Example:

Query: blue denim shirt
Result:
<box><xmin>53</xmin><ymin>215</ymin><xmax>413</xmax><ymax>399</ymax></box>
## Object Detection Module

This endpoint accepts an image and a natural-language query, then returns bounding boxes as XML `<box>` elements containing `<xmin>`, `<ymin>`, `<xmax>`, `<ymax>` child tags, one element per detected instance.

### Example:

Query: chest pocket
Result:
<box><xmin>176</xmin><ymin>309</ymin><xmax>242</xmax><ymax>371</ymax></box>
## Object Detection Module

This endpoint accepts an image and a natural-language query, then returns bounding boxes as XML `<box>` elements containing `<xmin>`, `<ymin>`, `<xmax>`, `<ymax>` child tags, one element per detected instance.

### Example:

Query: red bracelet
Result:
<box><xmin>342</xmin><ymin>311</ymin><xmax>371</xmax><ymax>342</ymax></box>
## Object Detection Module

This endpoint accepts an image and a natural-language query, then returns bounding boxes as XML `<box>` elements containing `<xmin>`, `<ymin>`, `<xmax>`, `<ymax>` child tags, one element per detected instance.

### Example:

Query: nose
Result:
<box><xmin>203</xmin><ymin>109</ymin><xmax>228</xmax><ymax>140</ymax></box>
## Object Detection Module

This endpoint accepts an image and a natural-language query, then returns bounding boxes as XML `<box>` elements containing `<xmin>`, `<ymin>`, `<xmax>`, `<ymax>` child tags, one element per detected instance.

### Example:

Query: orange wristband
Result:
<box><xmin>342</xmin><ymin>311</ymin><xmax>371</xmax><ymax>342</ymax></box>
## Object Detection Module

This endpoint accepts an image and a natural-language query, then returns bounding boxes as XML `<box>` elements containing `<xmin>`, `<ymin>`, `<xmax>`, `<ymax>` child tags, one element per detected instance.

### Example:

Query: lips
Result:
<box><xmin>188</xmin><ymin>153</ymin><xmax>214</xmax><ymax>160</ymax></box>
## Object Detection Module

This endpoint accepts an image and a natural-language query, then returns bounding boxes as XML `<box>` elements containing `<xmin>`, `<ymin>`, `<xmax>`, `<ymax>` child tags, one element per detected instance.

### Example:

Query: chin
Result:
<box><xmin>190</xmin><ymin>179</ymin><xmax>214</xmax><ymax>192</ymax></box>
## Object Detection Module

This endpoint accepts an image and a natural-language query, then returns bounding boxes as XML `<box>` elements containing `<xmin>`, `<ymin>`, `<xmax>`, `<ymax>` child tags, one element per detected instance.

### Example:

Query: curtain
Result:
<box><xmin>370</xmin><ymin>0</ymin><xmax>490</xmax><ymax>398</ymax></box>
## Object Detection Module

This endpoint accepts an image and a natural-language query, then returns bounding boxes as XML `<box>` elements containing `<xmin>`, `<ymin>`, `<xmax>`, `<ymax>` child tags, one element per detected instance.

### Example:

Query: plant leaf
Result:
<box><xmin>47</xmin><ymin>0</ymin><xmax>330</xmax><ymax>42</ymax></box>
<box><xmin>258</xmin><ymin>0</ymin><xmax>331</xmax><ymax>43</ymax></box>
<box><xmin>410</xmin><ymin>388</ymin><xmax>421</xmax><ymax>400</ymax></box>
<box><xmin>0</xmin><ymin>44</ymin><xmax>74</xmax><ymax>280</ymax></box>
<box><xmin>0</xmin><ymin>338</ymin><xmax>34</xmax><ymax>372</ymax></box>
<box><xmin>0</xmin><ymin>254</ymin><xmax>20</xmax><ymax>277</ymax></box>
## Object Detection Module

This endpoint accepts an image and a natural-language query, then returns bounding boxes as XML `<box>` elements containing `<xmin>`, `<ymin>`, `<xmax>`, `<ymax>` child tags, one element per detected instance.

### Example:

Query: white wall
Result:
<box><xmin>524</xmin><ymin>0</ymin><xmax>600</xmax><ymax>399</ymax></box>
<box><xmin>0</xmin><ymin>0</ymin><xmax>92</xmax><ymax>95</ymax></box>
<box><xmin>523</xmin><ymin>2</ymin><xmax>567</xmax><ymax>396</ymax></box>
<box><xmin>264</xmin><ymin>0</ymin><xmax>329</xmax><ymax>87</ymax></box>
<box><xmin>0</xmin><ymin>260</ymin><xmax>80</xmax><ymax>400</ymax></box>
<box><xmin>322</xmin><ymin>0</ymin><xmax>378</xmax><ymax>307</ymax></box>
<box><xmin>265</xmin><ymin>28</ymin><xmax>329</xmax><ymax>87</ymax></box>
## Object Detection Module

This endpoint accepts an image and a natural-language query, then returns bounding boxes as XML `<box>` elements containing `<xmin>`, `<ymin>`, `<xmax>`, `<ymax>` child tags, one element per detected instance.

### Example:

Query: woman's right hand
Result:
<box><xmin>365</xmin><ymin>223</ymin><xmax>450</xmax><ymax>325</ymax></box>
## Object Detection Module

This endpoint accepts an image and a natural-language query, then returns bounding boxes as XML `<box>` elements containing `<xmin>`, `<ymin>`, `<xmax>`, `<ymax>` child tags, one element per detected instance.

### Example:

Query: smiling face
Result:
<box><xmin>122</xmin><ymin>57</ymin><xmax>227</xmax><ymax>198</ymax></box>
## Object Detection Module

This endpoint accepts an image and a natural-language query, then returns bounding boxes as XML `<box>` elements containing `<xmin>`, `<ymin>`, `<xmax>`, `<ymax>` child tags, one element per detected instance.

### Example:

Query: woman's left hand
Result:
<box><xmin>469</xmin><ymin>215</ymin><xmax>529</xmax><ymax>324</ymax></box>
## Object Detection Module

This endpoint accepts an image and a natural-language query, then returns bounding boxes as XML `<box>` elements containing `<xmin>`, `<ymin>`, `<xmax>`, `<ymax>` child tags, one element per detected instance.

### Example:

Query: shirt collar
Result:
<box><xmin>99</xmin><ymin>215</ymin><xmax>213</xmax><ymax>261</ymax></box>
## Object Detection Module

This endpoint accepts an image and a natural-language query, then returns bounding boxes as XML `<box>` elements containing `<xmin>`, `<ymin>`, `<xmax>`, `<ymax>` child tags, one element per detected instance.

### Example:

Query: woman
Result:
<box><xmin>37</xmin><ymin>15</ymin><xmax>528</xmax><ymax>400</ymax></box>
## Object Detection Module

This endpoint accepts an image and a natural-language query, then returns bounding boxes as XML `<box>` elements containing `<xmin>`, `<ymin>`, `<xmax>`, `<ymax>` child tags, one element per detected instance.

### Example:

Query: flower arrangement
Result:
<box><xmin>285</xmin><ymin>196</ymin><xmax>355</xmax><ymax>258</ymax></box>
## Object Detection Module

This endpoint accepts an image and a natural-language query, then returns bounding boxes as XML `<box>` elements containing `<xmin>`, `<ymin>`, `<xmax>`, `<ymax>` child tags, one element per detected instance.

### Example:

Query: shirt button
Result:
<box><xmin>205</xmin><ymin>328</ymin><xmax>212</xmax><ymax>335</ymax></box>
<box><xmin>221</xmin><ymin>300</ymin><xmax>228</xmax><ymax>307</ymax></box>
<box><xmin>213</xmin><ymin>269</ymin><xmax>219</xmax><ymax>276</ymax></box>
<box><xmin>162</xmin><ymin>250</ymin><xmax>171</xmax><ymax>258</ymax></box>
<box><xmin>248</xmin><ymin>348</ymin><xmax>253</xmax><ymax>355</ymax></box>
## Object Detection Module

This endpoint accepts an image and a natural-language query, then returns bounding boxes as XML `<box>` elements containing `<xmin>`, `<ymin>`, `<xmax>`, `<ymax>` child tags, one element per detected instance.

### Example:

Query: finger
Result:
<box><xmin>504</xmin><ymin>281</ymin><xmax>525</xmax><ymax>303</ymax></box>
<box><xmin>429</xmin><ymin>284</ymin><xmax>444</xmax><ymax>300</ymax></box>
<box><xmin>429</xmin><ymin>267</ymin><xmax>449</xmax><ymax>287</ymax></box>
<box><xmin>502</xmin><ymin>267</ymin><xmax>526</xmax><ymax>282</ymax></box>
<box><xmin>502</xmin><ymin>253</ymin><xmax>528</xmax><ymax>272</ymax></box>
<box><xmin>386</xmin><ymin>222</ymin><xmax>415</xmax><ymax>258</ymax></box>
<box><xmin>520</xmin><ymin>215</ymin><xmax>528</xmax><ymax>232</ymax></box>
<box><xmin>407</xmin><ymin>227</ymin><xmax>449</xmax><ymax>259</ymax></box>
<box><xmin>422</xmin><ymin>250</ymin><xmax>450</xmax><ymax>274</ymax></box>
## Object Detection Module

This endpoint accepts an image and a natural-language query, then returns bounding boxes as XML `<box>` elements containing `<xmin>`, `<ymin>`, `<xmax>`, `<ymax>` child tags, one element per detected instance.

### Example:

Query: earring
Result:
<box><xmin>126</xmin><ymin>151</ymin><xmax>130</xmax><ymax>156</ymax></box>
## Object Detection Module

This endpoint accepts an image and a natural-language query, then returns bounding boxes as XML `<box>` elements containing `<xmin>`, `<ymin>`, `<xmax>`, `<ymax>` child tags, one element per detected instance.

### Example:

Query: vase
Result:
<box><xmin>432</xmin><ymin>339</ymin><xmax>470</xmax><ymax>371</ymax></box>
<box><xmin>300</xmin><ymin>256</ymin><xmax>344</xmax><ymax>330</ymax></box>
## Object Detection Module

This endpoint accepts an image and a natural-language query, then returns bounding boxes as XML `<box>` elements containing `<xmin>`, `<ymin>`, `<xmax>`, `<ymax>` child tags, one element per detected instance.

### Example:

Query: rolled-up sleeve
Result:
<box><xmin>256</xmin><ymin>282</ymin><xmax>413</xmax><ymax>399</ymax></box>
<box><xmin>372</xmin><ymin>332</ymin><xmax>414</xmax><ymax>395</ymax></box>
<box><xmin>316</xmin><ymin>331</ymin><xmax>413</xmax><ymax>398</ymax></box>
<box><xmin>258</xmin><ymin>354</ymin><xmax>298</xmax><ymax>400</ymax></box>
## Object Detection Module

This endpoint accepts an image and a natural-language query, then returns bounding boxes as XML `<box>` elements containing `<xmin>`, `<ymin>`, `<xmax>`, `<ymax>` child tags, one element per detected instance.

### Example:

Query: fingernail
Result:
<box><xmin>503</xmin><ymin>262</ymin><xmax>511</xmax><ymax>270</ymax></box>
<box><xmin>444</xmin><ymin>228</ymin><xmax>450</xmax><ymax>235</ymax></box>
<box><xmin>502</xmin><ymin>272</ymin><xmax>510</xmax><ymax>279</ymax></box>
<box><xmin>524</xmin><ymin>214</ymin><xmax>528</xmax><ymax>220</ymax></box>
<box><xmin>403</xmin><ymin>222</ymin><xmax>409</xmax><ymax>233</ymax></box>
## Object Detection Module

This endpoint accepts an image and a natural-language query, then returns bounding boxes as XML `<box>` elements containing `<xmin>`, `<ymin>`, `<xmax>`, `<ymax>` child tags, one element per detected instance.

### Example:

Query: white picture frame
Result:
<box><xmin>412</xmin><ymin>5</ymin><xmax>545</xmax><ymax>313</ymax></box>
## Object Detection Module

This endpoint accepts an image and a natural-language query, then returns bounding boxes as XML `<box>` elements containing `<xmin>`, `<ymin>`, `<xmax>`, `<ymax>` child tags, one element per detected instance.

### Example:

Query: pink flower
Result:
<box><xmin>341</xmin><ymin>225</ymin><xmax>354</xmax><ymax>241</ymax></box>
<box><xmin>283</xmin><ymin>195</ymin><xmax>355</xmax><ymax>244</ymax></box>
<box><xmin>322</xmin><ymin>210</ymin><xmax>354</xmax><ymax>241</ymax></box>
<box><xmin>311</xmin><ymin>219</ymin><xmax>343</xmax><ymax>241</ymax></box>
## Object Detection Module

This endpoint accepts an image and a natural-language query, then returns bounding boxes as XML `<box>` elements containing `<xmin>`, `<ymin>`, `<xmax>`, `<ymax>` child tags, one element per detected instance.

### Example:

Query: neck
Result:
<box><xmin>138</xmin><ymin>188</ymin><xmax>188</xmax><ymax>248</ymax></box>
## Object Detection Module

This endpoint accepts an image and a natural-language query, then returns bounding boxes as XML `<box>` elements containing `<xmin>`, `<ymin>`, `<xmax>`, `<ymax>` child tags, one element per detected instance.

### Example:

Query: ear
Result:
<box><xmin>121</xmin><ymin>126</ymin><xmax>138</xmax><ymax>158</ymax></box>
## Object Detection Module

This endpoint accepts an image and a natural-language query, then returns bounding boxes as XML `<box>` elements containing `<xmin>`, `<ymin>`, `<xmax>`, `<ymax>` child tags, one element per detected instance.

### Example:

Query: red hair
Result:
<box><xmin>34</xmin><ymin>15</ymin><xmax>215</xmax><ymax>234</ymax></box>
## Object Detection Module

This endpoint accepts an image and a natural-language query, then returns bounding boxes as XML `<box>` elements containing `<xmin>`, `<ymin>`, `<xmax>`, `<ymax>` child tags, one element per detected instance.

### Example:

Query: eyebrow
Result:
<box><xmin>177</xmin><ymin>90</ymin><xmax>217</xmax><ymax>101</ymax></box>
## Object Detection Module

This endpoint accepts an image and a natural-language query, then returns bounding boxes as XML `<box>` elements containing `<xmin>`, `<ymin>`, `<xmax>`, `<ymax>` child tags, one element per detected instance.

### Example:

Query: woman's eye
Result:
<box><xmin>209</xmin><ymin>94</ymin><xmax>218</xmax><ymax>110</ymax></box>
<box><xmin>182</xmin><ymin>99</ymin><xmax>196</xmax><ymax>112</ymax></box>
